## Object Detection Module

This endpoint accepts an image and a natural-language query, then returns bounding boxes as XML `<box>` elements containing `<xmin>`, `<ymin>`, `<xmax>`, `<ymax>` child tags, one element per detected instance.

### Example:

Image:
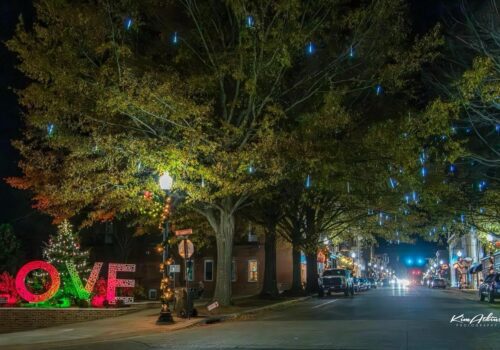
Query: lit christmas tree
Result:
<box><xmin>43</xmin><ymin>220</ymin><xmax>90</xmax><ymax>304</ymax></box>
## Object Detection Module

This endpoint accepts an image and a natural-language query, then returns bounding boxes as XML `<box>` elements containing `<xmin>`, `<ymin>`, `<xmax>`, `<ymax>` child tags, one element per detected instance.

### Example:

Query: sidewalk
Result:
<box><xmin>0</xmin><ymin>296</ymin><xmax>310</xmax><ymax>349</ymax></box>
<box><xmin>442</xmin><ymin>287</ymin><xmax>479</xmax><ymax>301</ymax></box>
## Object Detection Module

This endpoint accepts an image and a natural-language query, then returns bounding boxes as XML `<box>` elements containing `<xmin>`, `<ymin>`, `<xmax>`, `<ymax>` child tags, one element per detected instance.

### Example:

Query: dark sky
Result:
<box><xmin>0</xmin><ymin>0</ymin><xmax>51</xmax><ymax>258</ymax></box>
<box><xmin>0</xmin><ymin>0</ymin><xmax>455</xmax><ymax>257</ymax></box>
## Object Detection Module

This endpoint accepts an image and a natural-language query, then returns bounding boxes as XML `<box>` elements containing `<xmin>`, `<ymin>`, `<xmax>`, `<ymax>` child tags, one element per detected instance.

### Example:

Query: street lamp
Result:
<box><xmin>157</xmin><ymin>172</ymin><xmax>174</xmax><ymax>324</ymax></box>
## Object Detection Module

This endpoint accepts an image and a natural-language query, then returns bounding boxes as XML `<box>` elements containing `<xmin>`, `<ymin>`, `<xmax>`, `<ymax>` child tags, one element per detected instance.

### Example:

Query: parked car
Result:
<box><xmin>367</xmin><ymin>278</ymin><xmax>377</xmax><ymax>289</ymax></box>
<box><xmin>380</xmin><ymin>278</ymin><xmax>390</xmax><ymax>287</ymax></box>
<box><xmin>318</xmin><ymin>269</ymin><xmax>354</xmax><ymax>297</ymax></box>
<box><xmin>479</xmin><ymin>273</ymin><xmax>500</xmax><ymax>303</ymax></box>
<box><xmin>360</xmin><ymin>278</ymin><xmax>371</xmax><ymax>291</ymax></box>
<box><xmin>430</xmin><ymin>278</ymin><xmax>446</xmax><ymax>289</ymax></box>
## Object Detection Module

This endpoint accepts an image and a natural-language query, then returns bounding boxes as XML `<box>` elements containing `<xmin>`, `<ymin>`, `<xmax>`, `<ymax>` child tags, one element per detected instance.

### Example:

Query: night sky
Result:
<box><xmin>0</xmin><ymin>0</ymin><xmax>453</xmax><ymax>259</ymax></box>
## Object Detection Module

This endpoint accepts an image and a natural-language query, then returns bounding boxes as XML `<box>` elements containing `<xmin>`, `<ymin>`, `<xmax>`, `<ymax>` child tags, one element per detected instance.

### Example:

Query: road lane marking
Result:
<box><xmin>311</xmin><ymin>299</ymin><xmax>338</xmax><ymax>309</ymax></box>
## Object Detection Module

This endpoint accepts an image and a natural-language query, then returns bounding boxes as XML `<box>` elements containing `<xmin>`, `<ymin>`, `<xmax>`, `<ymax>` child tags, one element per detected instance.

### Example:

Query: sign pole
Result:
<box><xmin>184</xmin><ymin>238</ymin><xmax>190</xmax><ymax>319</ymax></box>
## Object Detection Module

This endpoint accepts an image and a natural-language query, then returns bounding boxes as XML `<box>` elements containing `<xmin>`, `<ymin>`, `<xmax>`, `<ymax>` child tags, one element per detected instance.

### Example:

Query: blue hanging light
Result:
<box><xmin>47</xmin><ymin>123</ymin><xmax>55</xmax><ymax>136</ymax></box>
<box><xmin>449</xmin><ymin>164</ymin><xmax>456</xmax><ymax>173</ymax></box>
<box><xmin>306</xmin><ymin>42</ymin><xmax>316</xmax><ymax>55</ymax></box>
<box><xmin>478</xmin><ymin>180</ymin><xmax>487</xmax><ymax>192</ymax></box>
<box><xmin>305</xmin><ymin>174</ymin><xmax>312</xmax><ymax>189</ymax></box>
<box><xmin>421</xmin><ymin>167</ymin><xmax>427</xmax><ymax>177</ymax></box>
<box><xmin>460</xmin><ymin>213</ymin><xmax>465</xmax><ymax>223</ymax></box>
<box><xmin>412</xmin><ymin>191</ymin><xmax>417</xmax><ymax>202</ymax></box>
<box><xmin>246</xmin><ymin>15</ymin><xmax>254</xmax><ymax>28</ymax></box>
<box><xmin>172</xmin><ymin>32</ymin><xmax>179</xmax><ymax>44</ymax></box>
<box><xmin>247</xmin><ymin>164</ymin><xmax>256</xmax><ymax>174</ymax></box>
<box><xmin>124</xmin><ymin>17</ymin><xmax>133</xmax><ymax>30</ymax></box>
<box><xmin>349</xmin><ymin>45</ymin><xmax>355</xmax><ymax>58</ymax></box>
<box><xmin>375</xmin><ymin>84</ymin><xmax>383</xmax><ymax>96</ymax></box>
<box><xmin>466</xmin><ymin>127</ymin><xmax>472</xmax><ymax>134</ymax></box>
<box><xmin>451</xmin><ymin>125</ymin><xmax>457</xmax><ymax>134</ymax></box>
<box><xmin>496</xmin><ymin>124</ymin><xmax>500</xmax><ymax>133</ymax></box>
<box><xmin>389</xmin><ymin>177</ymin><xmax>397</xmax><ymax>189</ymax></box>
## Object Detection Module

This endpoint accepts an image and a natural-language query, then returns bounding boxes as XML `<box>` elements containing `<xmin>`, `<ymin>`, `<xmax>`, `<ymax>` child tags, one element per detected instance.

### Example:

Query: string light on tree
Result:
<box><xmin>375</xmin><ymin>84</ymin><xmax>383</xmax><ymax>96</ymax></box>
<box><xmin>172</xmin><ymin>32</ymin><xmax>179</xmax><ymax>44</ymax></box>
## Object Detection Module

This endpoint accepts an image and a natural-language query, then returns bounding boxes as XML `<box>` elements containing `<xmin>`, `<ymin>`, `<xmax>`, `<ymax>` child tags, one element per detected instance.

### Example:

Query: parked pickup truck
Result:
<box><xmin>318</xmin><ymin>269</ymin><xmax>354</xmax><ymax>297</ymax></box>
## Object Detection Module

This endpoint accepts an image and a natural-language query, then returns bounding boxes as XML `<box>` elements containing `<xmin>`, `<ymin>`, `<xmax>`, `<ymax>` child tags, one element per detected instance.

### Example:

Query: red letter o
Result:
<box><xmin>15</xmin><ymin>261</ymin><xmax>60</xmax><ymax>303</ymax></box>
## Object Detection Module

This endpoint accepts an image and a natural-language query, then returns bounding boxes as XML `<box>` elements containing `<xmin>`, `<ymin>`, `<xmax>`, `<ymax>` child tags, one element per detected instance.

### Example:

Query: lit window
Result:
<box><xmin>232</xmin><ymin>259</ymin><xmax>237</xmax><ymax>282</ymax></box>
<box><xmin>248</xmin><ymin>260</ymin><xmax>258</xmax><ymax>282</ymax></box>
<box><xmin>204</xmin><ymin>259</ymin><xmax>214</xmax><ymax>281</ymax></box>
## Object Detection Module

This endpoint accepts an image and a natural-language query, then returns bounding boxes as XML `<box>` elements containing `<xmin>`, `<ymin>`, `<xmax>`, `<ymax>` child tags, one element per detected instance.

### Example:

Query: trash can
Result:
<box><xmin>174</xmin><ymin>287</ymin><xmax>197</xmax><ymax>318</ymax></box>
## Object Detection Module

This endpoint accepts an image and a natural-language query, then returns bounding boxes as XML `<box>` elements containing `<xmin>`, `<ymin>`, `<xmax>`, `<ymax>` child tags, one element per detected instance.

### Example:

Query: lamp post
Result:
<box><xmin>157</xmin><ymin>172</ymin><xmax>174</xmax><ymax>324</ymax></box>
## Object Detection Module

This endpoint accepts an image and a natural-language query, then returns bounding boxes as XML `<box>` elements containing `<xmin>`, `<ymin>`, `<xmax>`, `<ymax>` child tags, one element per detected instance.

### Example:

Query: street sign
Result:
<box><xmin>207</xmin><ymin>301</ymin><xmax>219</xmax><ymax>311</ymax></box>
<box><xmin>178</xmin><ymin>239</ymin><xmax>194</xmax><ymax>259</ymax></box>
<box><xmin>175</xmin><ymin>228</ymin><xmax>193</xmax><ymax>236</ymax></box>
<box><xmin>169</xmin><ymin>264</ymin><xmax>181</xmax><ymax>273</ymax></box>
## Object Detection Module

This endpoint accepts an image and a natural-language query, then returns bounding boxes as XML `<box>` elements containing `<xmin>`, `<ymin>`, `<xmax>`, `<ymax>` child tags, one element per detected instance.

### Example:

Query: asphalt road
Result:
<box><xmin>50</xmin><ymin>287</ymin><xmax>500</xmax><ymax>349</ymax></box>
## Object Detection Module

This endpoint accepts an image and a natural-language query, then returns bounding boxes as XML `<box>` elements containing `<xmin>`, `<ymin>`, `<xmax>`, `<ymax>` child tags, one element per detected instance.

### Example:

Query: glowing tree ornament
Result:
<box><xmin>15</xmin><ymin>261</ymin><xmax>60</xmax><ymax>303</ymax></box>
<box><xmin>375</xmin><ymin>84</ymin><xmax>383</xmax><ymax>96</ymax></box>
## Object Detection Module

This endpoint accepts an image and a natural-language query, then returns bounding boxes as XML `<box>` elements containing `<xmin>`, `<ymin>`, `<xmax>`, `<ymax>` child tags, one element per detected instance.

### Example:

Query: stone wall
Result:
<box><xmin>0</xmin><ymin>307</ymin><xmax>136</xmax><ymax>333</ymax></box>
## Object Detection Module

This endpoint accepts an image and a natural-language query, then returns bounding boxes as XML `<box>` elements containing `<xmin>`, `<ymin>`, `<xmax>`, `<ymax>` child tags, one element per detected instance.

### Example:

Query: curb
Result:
<box><xmin>201</xmin><ymin>296</ymin><xmax>312</xmax><ymax>324</ymax></box>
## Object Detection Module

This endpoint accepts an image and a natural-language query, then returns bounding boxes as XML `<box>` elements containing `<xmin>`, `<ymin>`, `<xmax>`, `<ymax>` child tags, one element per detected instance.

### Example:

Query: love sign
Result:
<box><xmin>13</xmin><ymin>260</ymin><xmax>136</xmax><ymax>305</ymax></box>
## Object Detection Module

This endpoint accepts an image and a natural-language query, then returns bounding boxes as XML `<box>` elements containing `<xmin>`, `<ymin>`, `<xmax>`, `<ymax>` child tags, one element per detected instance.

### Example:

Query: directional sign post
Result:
<box><xmin>177</xmin><ymin>238</ymin><xmax>195</xmax><ymax>319</ymax></box>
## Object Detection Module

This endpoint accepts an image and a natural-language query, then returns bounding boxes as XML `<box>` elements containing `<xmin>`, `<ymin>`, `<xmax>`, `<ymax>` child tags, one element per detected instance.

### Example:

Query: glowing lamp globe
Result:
<box><xmin>159</xmin><ymin>172</ymin><xmax>174</xmax><ymax>191</ymax></box>
<box><xmin>351</xmin><ymin>252</ymin><xmax>356</xmax><ymax>258</ymax></box>
<box><xmin>457</xmin><ymin>250</ymin><xmax>462</xmax><ymax>258</ymax></box>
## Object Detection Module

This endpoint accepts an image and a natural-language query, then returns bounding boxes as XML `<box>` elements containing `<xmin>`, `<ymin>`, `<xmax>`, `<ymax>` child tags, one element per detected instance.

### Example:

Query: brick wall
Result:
<box><xmin>0</xmin><ymin>307</ymin><xmax>135</xmax><ymax>334</ymax></box>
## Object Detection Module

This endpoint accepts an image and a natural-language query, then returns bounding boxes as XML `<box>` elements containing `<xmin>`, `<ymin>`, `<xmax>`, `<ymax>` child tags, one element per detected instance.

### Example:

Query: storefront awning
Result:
<box><xmin>468</xmin><ymin>263</ymin><xmax>483</xmax><ymax>274</ymax></box>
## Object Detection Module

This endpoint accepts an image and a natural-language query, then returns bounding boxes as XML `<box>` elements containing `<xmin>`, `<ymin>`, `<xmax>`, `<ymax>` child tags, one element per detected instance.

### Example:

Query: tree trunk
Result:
<box><xmin>260</xmin><ymin>223</ymin><xmax>279</xmax><ymax>297</ymax></box>
<box><xmin>291</xmin><ymin>245</ymin><xmax>302</xmax><ymax>291</ymax></box>
<box><xmin>213</xmin><ymin>207</ymin><xmax>234</xmax><ymax>307</ymax></box>
<box><xmin>306</xmin><ymin>251</ymin><xmax>319</xmax><ymax>293</ymax></box>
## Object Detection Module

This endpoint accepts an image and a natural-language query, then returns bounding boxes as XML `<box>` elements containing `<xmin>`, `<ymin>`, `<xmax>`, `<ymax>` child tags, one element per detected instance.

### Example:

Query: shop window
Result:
<box><xmin>248</xmin><ymin>259</ymin><xmax>258</xmax><ymax>282</ymax></box>
<box><xmin>232</xmin><ymin>259</ymin><xmax>237</xmax><ymax>282</ymax></box>
<box><xmin>204</xmin><ymin>259</ymin><xmax>214</xmax><ymax>281</ymax></box>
